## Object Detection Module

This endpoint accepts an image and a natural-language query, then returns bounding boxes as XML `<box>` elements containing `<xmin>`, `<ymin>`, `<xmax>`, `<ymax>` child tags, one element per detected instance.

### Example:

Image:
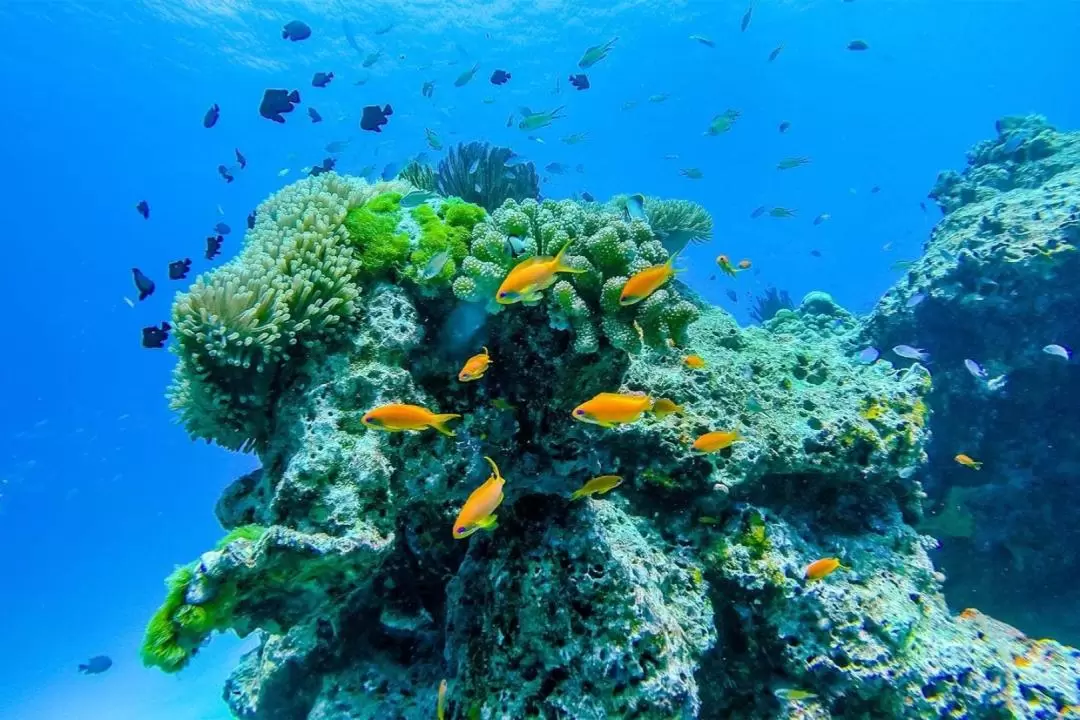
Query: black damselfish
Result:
<box><xmin>282</xmin><ymin>20</ymin><xmax>311</xmax><ymax>41</ymax></box>
<box><xmin>490</xmin><ymin>69</ymin><xmax>511</xmax><ymax>85</ymax></box>
<box><xmin>569</xmin><ymin>73</ymin><xmax>590</xmax><ymax>91</ymax></box>
<box><xmin>360</xmin><ymin>104</ymin><xmax>393</xmax><ymax>132</ymax></box>
<box><xmin>205</xmin><ymin>234</ymin><xmax>223</xmax><ymax>260</ymax></box>
<box><xmin>132</xmin><ymin>268</ymin><xmax>155</xmax><ymax>301</ymax></box>
<box><xmin>259</xmin><ymin>89</ymin><xmax>301</xmax><ymax>123</ymax></box>
<box><xmin>141</xmin><ymin>322</ymin><xmax>171</xmax><ymax>349</ymax></box>
<box><xmin>168</xmin><ymin>258</ymin><xmax>192</xmax><ymax>280</ymax></box>
<box><xmin>312</xmin><ymin>71</ymin><xmax>334</xmax><ymax>88</ymax></box>
<box><xmin>203</xmin><ymin>103</ymin><xmax>219</xmax><ymax>128</ymax></box>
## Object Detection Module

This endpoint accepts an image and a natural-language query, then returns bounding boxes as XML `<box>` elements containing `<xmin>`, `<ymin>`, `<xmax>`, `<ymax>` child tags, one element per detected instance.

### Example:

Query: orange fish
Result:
<box><xmin>652</xmin><ymin>398</ymin><xmax>683</xmax><ymax>419</ymax></box>
<box><xmin>716</xmin><ymin>254</ymin><xmax>738</xmax><ymax>278</ymax></box>
<box><xmin>804</xmin><ymin>557</ymin><xmax>846</xmax><ymax>581</ymax></box>
<box><xmin>959</xmin><ymin>608</ymin><xmax>980</xmax><ymax>620</ymax></box>
<box><xmin>683</xmin><ymin>354</ymin><xmax>706</xmax><ymax>369</ymax></box>
<box><xmin>954</xmin><ymin>453</ymin><xmax>982</xmax><ymax>469</ymax></box>
<box><xmin>362</xmin><ymin>403</ymin><xmax>461</xmax><ymax>437</ymax></box>
<box><xmin>572</xmin><ymin>392</ymin><xmax>653</xmax><ymax>428</ymax></box>
<box><xmin>619</xmin><ymin>254</ymin><xmax>679</xmax><ymax>305</ymax></box>
<box><xmin>1012</xmin><ymin>653</ymin><xmax>1032</xmax><ymax>668</ymax></box>
<box><xmin>691</xmin><ymin>430</ymin><xmax>743</xmax><ymax>453</ymax></box>
<box><xmin>570</xmin><ymin>474</ymin><xmax>623</xmax><ymax>500</ymax></box>
<box><xmin>738</xmin><ymin>258</ymin><xmax>752</xmax><ymax>270</ymax></box>
<box><xmin>496</xmin><ymin>240</ymin><xmax>584</xmax><ymax>304</ymax></box>
<box><xmin>453</xmin><ymin>456</ymin><xmax>506</xmax><ymax>539</ymax></box>
<box><xmin>458</xmin><ymin>347</ymin><xmax>492</xmax><ymax>382</ymax></box>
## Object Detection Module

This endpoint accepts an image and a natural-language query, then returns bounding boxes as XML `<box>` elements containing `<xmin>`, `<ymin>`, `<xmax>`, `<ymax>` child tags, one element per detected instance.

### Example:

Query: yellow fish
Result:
<box><xmin>683</xmin><ymin>354</ymin><xmax>706</xmax><ymax>369</ymax></box>
<box><xmin>496</xmin><ymin>240</ymin><xmax>585</xmax><ymax>304</ymax></box>
<box><xmin>437</xmin><ymin>679</ymin><xmax>447</xmax><ymax>720</ymax></box>
<box><xmin>804</xmin><ymin>557</ymin><xmax>845</xmax><ymax>581</ymax></box>
<box><xmin>691</xmin><ymin>429</ymin><xmax>743</xmax><ymax>453</ymax></box>
<box><xmin>453</xmin><ymin>456</ymin><xmax>506</xmax><ymax>539</ymax></box>
<box><xmin>954</xmin><ymin>453</ymin><xmax>982</xmax><ymax>469</ymax></box>
<box><xmin>458</xmin><ymin>347</ymin><xmax>492</xmax><ymax>382</ymax></box>
<box><xmin>362</xmin><ymin>403</ymin><xmax>461</xmax><ymax>437</ymax></box>
<box><xmin>620</xmin><ymin>254</ymin><xmax>679</xmax><ymax>305</ymax></box>
<box><xmin>572</xmin><ymin>392</ymin><xmax>653</xmax><ymax>428</ymax></box>
<box><xmin>570</xmin><ymin>474</ymin><xmax>623</xmax><ymax>500</ymax></box>
<box><xmin>652</xmin><ymin>398</ymin><xmax>683</xmax><ymax>419</ymax></box>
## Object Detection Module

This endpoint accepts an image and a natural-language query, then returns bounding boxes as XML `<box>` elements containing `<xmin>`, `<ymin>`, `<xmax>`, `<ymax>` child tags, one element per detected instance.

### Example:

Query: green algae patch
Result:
<box><xmin>344</xmin><ymin>192</ymin><xmax>410</xmax><ymax>277</ymax></box>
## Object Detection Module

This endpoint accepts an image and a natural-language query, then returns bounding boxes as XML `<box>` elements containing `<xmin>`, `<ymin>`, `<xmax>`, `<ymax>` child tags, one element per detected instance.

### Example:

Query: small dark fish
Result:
<box><xmin>381</xmin><ymin>162</ymin><xmax>399</xmax><ymax>180</ymax></box>
<box><xmin>580</xmin><ymin>191</ymin><xmax>595</xmax><ymax>202</ymax></box>
<box><xmin>575</xmin><ymin>163</ymin><xmax>585</xmax><ymax>174</ymax></box>
<box><xmin>234</xmin><ymin>148</ymin><xmax>246</xmax><ymax>169</ymax></box>
<box><xmin>362</xmin><ymin>50</ymin><xmax>382</xmax><ymax>68</ymax></box>
<box><xmin>217</xmin><ymin>164</ymin><xmax>234</xmax><ymax>183</ymax></box>
<box><xmin>247</xmin><ymin>211</ymin><xmax>256</xmax><ymax>229</ymax></box>
<box><xmin>132</xmin><ymin>268</ymin><xmax>155</xmax><ymax>301</ymax></box>
<box><xmin>375</xmin><ymin>22</ymin><xmax>395</xmax><ymax>35</ymax></box>
<box><xmin>1002</xmin><ymin>131</ymin><xmax>1030</xmax><ymax>154</ymax></box>
<box><xmin>422</xmin><ymin>80</ymin><xmax>435</xmax><ymax>98</ymax></box>
<box><xmin>214</xmin><ymin>222</ymin><xmax>231</xmax><ymax>235</ymax></box>
<box><xmin>282</xmin><ymin>20</ymin><xmax>311</xmax><ymax>41</ymax></box>
<box><xmin>324</xmin><ymin>139</ymin><xmax>350</xmax><ymax>154</ymax></box>
<box><xmin>168</xmin><ymin>258</ymin><xmax>192</xmax><ymax>280</ymax></box>
<box><xmin>312</xmin><ymin>71</ymin><xmax>334</xmax><ymax>88</ymax></box>
<box><xmin>545</xmin><ymin>162</ymin><xmax>568</xmax><ymax>174</ymax></box>
<box><xmin>871</xmin><ymin>185</ymin><xmax>881</xmax><ymax>194</ymax></box>
<box><xmin>569</xmin><ymin>73</ymin><xmax>590</xmax><ymax>91</ymax></box>
<box><xmin>919</xmin><ymin>202</ymin><xmax>927</xmax><ymax>213</ymax></box>
<box><xmin>360</xmin><ymin>104</ymin><xmax>393</xmax><ymax>132</ymax></box>
<box><xmin>203</xmin><ymin>103</ymin><xmax>219</xmax><ymax>128</ymax></box>
<box><xmin>135</xmin><ymin>200</ymin><xmax>150</xmax><ymax>219</ymax></box>
<box><xmin>750</xmin><ymin>205</ymin><xmax>766</xmax><ymax>219</ymax></box>
<box><xmin>810</xmin><ymin>249</ymin><xmax>822</xmax><ymax>257</ymax></box>
<box><xmin>726</xmin><ymin>290</ymin><xmax>738</xmax><ymax>303</ymax></box>
<box><xmin>454</xmin><ymin>62</ymin><xmax>480</xmax><ymax>87</ymax></box>
<box><xmin>741</xmin><ymin>4</ymin><xmax>752</xmax><ymax>31</ymax></box>
<box><xmin>768</xmin><ymin>44</ymin><xmax>783</xmax><ymax>62</ymax></box>
<box><xmin>847</xmin><ymin>39</ymin><xmax>869</xmax><ymax>51</ymax></box>
<box><xmin>259</xmin><ymin>89</ymin><xmax>301</xmax><ymax>123</ymax></box>
<box><xmin>308</xmin><ymin>157</ymin><xmax>337</xmax><ymax>176</ymax></box>
<box><xmin>205</xmin><ymin>235</ymin><xmax>223</xmax><ymax>260</ymax></box>
<box><xmin>490</xmin><ymin>69</ymin><xmax>511</xmax><ymax>85</ymax></box>
<box><xmin>778</xmin><ymin>121</ymin><xmax>790</xmax><ymax>133</ymax></box>
<box><xmin>141</xmin><ymin>322</ymin><xmax>171</xmax><ymax>349</ymax></box>
<box><xmin>78</xmin><ymin>655</ymin><xmax>113</xmax><ymax>675</ymax></box>
<box><xmin>308</xmin><ymin>107</ymin><xmax>323</xmax><ymax>123</ymax></box>
<box><xmin>506</xmin><ymin>113</ymin><xmax>513</xmax><ymax>127</ymax></box>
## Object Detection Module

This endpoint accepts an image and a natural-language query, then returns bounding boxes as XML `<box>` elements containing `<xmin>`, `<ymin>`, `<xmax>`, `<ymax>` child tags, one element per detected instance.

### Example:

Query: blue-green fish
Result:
<box><xmin>455</xmin><ymin>62</ymin><xmax>480</xmax><ymax>87</ymax></box>
<box><xmin>577</xmin><ymin>37</ymin><xmax>618</xmax><ymax>68</ymax></box>
<box><xmin>519</xmin><ymin>107</ymin><xmax>565</xmax><ymax>131</ymax></box>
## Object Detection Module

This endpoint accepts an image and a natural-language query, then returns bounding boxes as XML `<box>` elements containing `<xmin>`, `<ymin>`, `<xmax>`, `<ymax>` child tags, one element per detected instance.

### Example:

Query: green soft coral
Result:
<box><xmin>452</xmin><ymin>198</ymin><xmax>700</xmax><ymax>351</ymax></box>
<box><xmin>405</xmin><ymin>201</ymin><xmax>482</xmax><ymax>284</ymax></box>
<box><xmin>344</xmin><ymin>192</ymin><xmax>410</xmax><ymax>276</ymax></box>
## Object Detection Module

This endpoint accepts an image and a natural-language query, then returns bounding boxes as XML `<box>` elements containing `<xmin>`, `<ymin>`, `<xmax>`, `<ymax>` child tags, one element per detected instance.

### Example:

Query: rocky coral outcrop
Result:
<box><xmin>865</xmin><ymin>115</ymin><xmax>1080</xmax><ymax>642</ymax></box>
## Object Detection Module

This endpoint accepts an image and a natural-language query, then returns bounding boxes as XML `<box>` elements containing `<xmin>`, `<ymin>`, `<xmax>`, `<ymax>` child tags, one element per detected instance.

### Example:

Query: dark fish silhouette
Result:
<box><xmin>214</xmin><ymin>222</ymin><xmax>231</xmax><ymax>235</ymax></box>
<box><xmin>135</xmin><ymin>200</ymin><xmax>150</xmax><ymax>219</ymax></box>
<box><xmin>205</xmin><ymin>235</ymin><xmax>223</xmax><ymax>260</ymax></box>
<box><xmin>750</xmin><ymin>205</ymin><xmax>766</xmax><ymax>218</ymax></box>
<box><xmin>312</xmin><ymin>71</ymin><xmax>334</xmax><ymax>88</ymax></box>
<box><xmin>490</xmin><ymin>69</ymin><xmax>511</xmax><ymax>85</ymax></box>
<box><xmin>282</xmin><ymin>20</ymin><xmax>311</xmax><ymax>41</ymax></box>
<box><xmin>870</xmin><ymin>185</ymin><xmax>881</xmax><ymax>194</ymax></box>
<box><xmin>778</xmin><ymin>121</ymin><xmax>790</xmax><ymax>133</ymax></box>
<box><xmin>247</xmin><ymin>211</ymin><xmax>256</xmax><ymax>229</ymax></box>
<box><xmin>141</xmin><ymin>323</ymin><xmax>171</xmax><ymax>349</ymax></box>
<box><xmin>741</xmin><ymin>5</ymin><xmax>752</xmax><ymax>31</ymax></box>
<box><xmin>422</xmin><ymin>81</ymin><xmax>434</xmax><ymax>98</ymax></box>
<box><xmin>309</xmin><ymin>157</ymin><xmax>337</xmax><ymax>176</ymax></box>
<box><xmin>726</xmin><ymin>290</ymin><xmax>738</xmax><ymax>303</ymax></box>
<box><xmin>259</xmin><ymin>89</ymin><xmax>301</xmax><ymax>123</ymax></box>
<box><xmin>79</xmin><ymin>656</ymin><xmax>113</xmax><ymax>674</ymax></box>
<box><xmin>360</xmin><ymin>104</ymin><xmax>393</xmax><ymax>132</ymax></box>
<box><xmin>580</xmin><ymin>191</ymin><xmax>595</xmax><ymax>202</ymax></box>
<box><xmin>132</xmin><ymin>268</ymin><xmax>155</xmax><ymax>300</ymax></box>
<box><xmin>768</xmin><ymin>44</ymin><xmax>783</xmax><ymax>62</ymax></box>
<box><xmin>168</xmin><ymin>258</ymin><xmax>192</xmax><ymax>280</ymax></box>
<box><xmin>217</xmin><ymin>164</ymin><xmax>234</xmax><ymax>183</ymax></box>
<box><xmin>847</xmin><ymin>39</ymin><xmax>869</xmax><ymax>51</ymax></box>
<box><xmin>569</xmin><ymin>73</ymin><xmax>590</xmax><ymax>91</ymax></box>
<box><xmin>810</xmin><ymin>249</ymin><xmax>822</xmax><ymax>257</ymax></box>
<box><xmin>203</xmin><ymin>103</ymin><xmax>219</xmax><ymax>128</ymax></box>
<box><xmin>308</xmin><ymin>107</ymin><xmax>323</xmax><ymax>123</ymax></box>
<box><xmin>235</xmin><ymin>148</ymin><xmax>246</xmax><ymax>169</ymax></box>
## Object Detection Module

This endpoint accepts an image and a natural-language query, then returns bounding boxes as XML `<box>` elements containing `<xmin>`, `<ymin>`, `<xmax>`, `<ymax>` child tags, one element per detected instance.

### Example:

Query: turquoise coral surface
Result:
<box><xmin>146</xmin><ymin>146</ymin><xmax>1080</xmax><ymax>718</ymax></box>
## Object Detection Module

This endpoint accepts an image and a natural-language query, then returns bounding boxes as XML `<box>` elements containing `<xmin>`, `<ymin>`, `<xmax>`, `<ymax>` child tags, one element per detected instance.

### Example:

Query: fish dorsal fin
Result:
<box><xmin>511</xmin><ymin>255</ymin><xmax>550</xmax><ymax>271</ymax></box>
<box><xmin>483</xmin><ymin>455</ymin><xmax>503</xmax><ymax>483</ymax></box>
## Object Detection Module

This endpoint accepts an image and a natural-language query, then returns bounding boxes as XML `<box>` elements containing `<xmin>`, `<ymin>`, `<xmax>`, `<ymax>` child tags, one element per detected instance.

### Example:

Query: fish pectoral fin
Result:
<box><xmin>522</xmin><ymin>290</ymin><xmax>545</xmax><ymax>303</ymax></box>
<box><xmin>475</xmin><ymin>514</ymin><xmax>499</xmax><ymax>532</ymax></box>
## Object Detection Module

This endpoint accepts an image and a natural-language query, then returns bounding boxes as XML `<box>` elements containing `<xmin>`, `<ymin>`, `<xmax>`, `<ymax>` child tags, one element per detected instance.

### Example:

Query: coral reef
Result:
<box><xmin>399</xmin><ymin>160</ymin><xmax>437</xmax><ymax>193</ymax></box>
<box><xmin>147</xmin><ymin>164</ymin><xmax>1080</xmax><ymax>718</ymax></box>
<box><xmin>435</xmin><ymin>141</ymin><xmax>540</xmax><ymax>212</ymax></box>
<box><xmin>750</xmin><ymin>286</ymin><xmax>795</xmax><ymax>324</ymax></box>
<box><xmin>865</xmin><ymin>114</ymin><xmax>1080</xmax><ymax>642</ymax></box>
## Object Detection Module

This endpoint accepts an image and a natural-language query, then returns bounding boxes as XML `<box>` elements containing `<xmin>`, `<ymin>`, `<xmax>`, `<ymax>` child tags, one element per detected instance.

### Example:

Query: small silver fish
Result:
<box><xmin>893</xmin><ymin>345</ymin><xmax>930</xmax><ymax>361</ymax></box>
<box><xmin>421</xmin><ymin>250</ymin><xmax>450</xmax><ymax>279</ymax></box>
<box><xmin>906</xmin><ymin>293</ymin><xmax>926</xmax><ymax>308</ymax></box>
<box><xmin>505</xmin><ymin>235</ymin><xmax>526</xmax><ymax>257</ymax></box>
<box><xmin>400</xmin><ymin>190</ymin><xmax>438</xmax><ymax>208</ymax></box>
<box><xmin>963</xmin><ymin>359</ymin><xmax>987</xmax><ymax>379</ymax></box>
<box><xmin>986</xmin><ymin>375</ymin><xmax>1008</xmax><ymax>392</ymax></box>
<box><xmin>277</xmin><ymin>168</ymin><xmax>290</xmax><ymax>177</ymax></box>
<box><xmin>857</xmin><ymin>347</ymin><xmax>879</xmax><ymax>364</ymax></box>
<box><xmin>1043</xmin><ymin>344</ymin><xmax>1071</xmax><ymax>360</ymax></box>
<box><xmin>623</xmin><ymin>194</ymin><xmax>647</xmax><ymax>223</ymax></box>
<box><xmin>897</xmin><ymin>466</ymin><xmax>917</xmax><ymax>479</ymax></box>
<box><xmin>468</xmin><ymin>158</ymin><xmax>480</xmax><ymax>174</ymax></box>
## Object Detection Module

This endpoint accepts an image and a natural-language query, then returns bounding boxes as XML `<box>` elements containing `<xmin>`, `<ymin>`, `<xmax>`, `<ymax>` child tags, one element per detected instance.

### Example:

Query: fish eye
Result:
<box><xmin>574</xmin><ymin>409</ymin><xmax>585</xmax><ymax>416</ymax></box>
<box><xmin>456</xmin><ymin>526</ymin><xmax>466</xmax><ymax>534</ymax></box>
<box><xmin>498</xmin><ymin>291</ymin><xmax>508</xmax><ymax>298</ymax></box>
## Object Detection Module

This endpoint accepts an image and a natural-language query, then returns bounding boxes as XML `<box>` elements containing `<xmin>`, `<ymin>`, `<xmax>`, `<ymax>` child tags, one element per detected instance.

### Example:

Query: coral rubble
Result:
<box><xmin>145</xmin><ymin>162</ymin><xmax>1080</xmax><ymax>718</ymax></box>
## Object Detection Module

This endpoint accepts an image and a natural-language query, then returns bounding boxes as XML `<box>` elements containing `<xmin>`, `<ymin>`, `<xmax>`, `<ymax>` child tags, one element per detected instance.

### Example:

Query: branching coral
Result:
<box><xmin>749</xmin><ymin>286</ymin><xmax>794</xmax><ymax>324</ymax></box>
<box><xmin>399</xmin><ymin>161</ymin><xmax>437</xmax><ymax>193</ymax></box>
<box><xmin>451</xmin><ymin>198</ymin><xmax>700</xmax><ymax>352</ymax></box>
<box><xmin>435</xmin><ymin>141</ymin><xmax>539</xmax><ymax>212</ymax></box>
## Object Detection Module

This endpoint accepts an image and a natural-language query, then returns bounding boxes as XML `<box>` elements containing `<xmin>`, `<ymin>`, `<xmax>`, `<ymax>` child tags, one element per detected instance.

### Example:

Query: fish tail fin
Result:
<box><xmin>973</xmin><ymin>461</ymin><xmax>983</xmax><ymax>470</ymax></box>
<box><xmin>431</xmin><ymin>413</ymin><xmax>461</xmax><ymax>436</ymax></box>
<box><xmin>552</xmin><ymin>105</ymin><xmax>566</xmax><ymax>119</ymax></box>
<box><xmin>569</xmin><ymin>489</ymin><xmax>586</xmax><ymax>501</ymax></box>
<box><xmin>288</xmin><ymin>90</ymin><xmax>300</xmax><ymax>103</ymax></box>
<box><xmin>554</xmin><ymin>240</ymin><xmax>586</xmax><ymax>274</ymax></box>
<box><xmin>667</xmin><ymin>251</ymin><xmax>687</xmax><ymax>274</ymax></box>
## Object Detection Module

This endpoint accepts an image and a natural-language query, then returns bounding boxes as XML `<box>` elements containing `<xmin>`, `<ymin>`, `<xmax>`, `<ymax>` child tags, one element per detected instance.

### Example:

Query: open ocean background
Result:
<box><xmin>0</xmin><ymin>1</ymin><xmax>1077</xmax><ymax>718</ymax></box>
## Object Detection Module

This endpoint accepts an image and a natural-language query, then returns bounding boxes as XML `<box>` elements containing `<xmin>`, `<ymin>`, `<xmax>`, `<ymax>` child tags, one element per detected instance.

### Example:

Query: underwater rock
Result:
<box><xmin>147</xmin><ymin>168</ymin><xmax>1080</xmax><ymax>718</ymax></box>
<box><xmin>866</xmin><ymin>114</ymin><xmax>1080</xmax><ymax>642</ymax></box>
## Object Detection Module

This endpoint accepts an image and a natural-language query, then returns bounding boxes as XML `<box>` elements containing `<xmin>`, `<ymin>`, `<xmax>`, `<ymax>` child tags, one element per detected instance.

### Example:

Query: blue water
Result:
<box><xmin>0</xmin><ymin>2</ymin><xmax>1076</xmax><ymax>718</ymax></box>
